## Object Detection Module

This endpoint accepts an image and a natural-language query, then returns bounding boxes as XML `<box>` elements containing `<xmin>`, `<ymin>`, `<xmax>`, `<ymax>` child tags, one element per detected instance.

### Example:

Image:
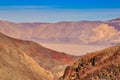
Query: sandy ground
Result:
<box><xmin>40</xmin><ymin>43</ymin><xmax>109</xmax><ymax>56</ymax></box>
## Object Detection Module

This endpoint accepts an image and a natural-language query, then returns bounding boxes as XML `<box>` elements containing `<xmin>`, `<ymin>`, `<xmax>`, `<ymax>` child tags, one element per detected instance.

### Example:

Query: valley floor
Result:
<box><xmin>40</xmin><ymin>43</ymin><xmax>109</xmax><ymax>56</ymax></box>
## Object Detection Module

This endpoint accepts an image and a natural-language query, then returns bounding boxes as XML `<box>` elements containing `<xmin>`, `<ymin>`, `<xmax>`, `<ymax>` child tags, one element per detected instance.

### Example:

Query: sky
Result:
<box><xmin>0</xmin><ymin>0</ymin><xmax>120</xmax><ymax>23</ymax></box>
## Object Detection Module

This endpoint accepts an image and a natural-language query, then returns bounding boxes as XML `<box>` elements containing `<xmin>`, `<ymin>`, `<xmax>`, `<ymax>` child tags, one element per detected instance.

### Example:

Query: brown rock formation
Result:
<box><xmin>60</xmin><ymin>45</ymin><xmax>120</xmax><ymax>80</ymax></box>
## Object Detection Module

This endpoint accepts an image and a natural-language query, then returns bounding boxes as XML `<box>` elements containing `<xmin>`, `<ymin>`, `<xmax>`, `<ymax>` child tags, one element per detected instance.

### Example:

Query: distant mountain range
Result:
<box><xmin>60</xmin><ymin>45</ymin><xmax>120</xmax><ymax>80</ymax></box>
<box><xmin>0</xmin><ymin>32</ymin><xmax>78</xmax><ymax>80</ymax></box>
<box><xmin>0</xmin><ymin>18</ymin><xmax>120</xmax><ymax>45</ymax></box>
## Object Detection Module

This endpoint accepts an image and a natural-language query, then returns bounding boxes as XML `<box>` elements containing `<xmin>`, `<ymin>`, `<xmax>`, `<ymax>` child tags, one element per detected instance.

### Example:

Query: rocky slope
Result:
<box><xmin>60</xmin><ymin>45</ymin><xmax>120</xmax><ymax>80</ymax></box>
<box><xmin>0</xmin><ymin>18</ymin><xmax>120</xmax><ymax>45</ymax></box>
<box><xmin>0</xmin><ymin>33</ymin><xmax>53</xmax><ymax>80</ymax></box>
<box><xmin>0</xmin><ymin>33</ymin><xmax>78</xmax><ymax>80</ymax></box>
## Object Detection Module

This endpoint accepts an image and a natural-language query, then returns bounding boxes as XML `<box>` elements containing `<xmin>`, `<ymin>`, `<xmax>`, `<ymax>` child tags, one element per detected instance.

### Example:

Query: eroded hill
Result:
<box><xmin>0</xmin><ymin>33</ymin><xmax>78</xmax><ymax>80</ymax></box>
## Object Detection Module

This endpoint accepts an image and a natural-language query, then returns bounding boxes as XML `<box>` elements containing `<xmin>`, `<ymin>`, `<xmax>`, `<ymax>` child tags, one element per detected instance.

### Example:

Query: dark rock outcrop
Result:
<box><xmin>60</xmin><ymin>45</ymin><xmax>120</xmax><ymax>80</ymax></box>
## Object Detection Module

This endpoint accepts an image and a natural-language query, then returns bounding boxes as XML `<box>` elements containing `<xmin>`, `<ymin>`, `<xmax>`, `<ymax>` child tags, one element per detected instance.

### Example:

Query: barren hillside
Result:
<box><xmin>0</xmin><ymin>33</ymin><xmax>78</xmax><ymax>80</ymax></box>
<box><xmin>0</xmin><ymin>18</ymin><xmax>119</xmax><ymax>45</ymax></box>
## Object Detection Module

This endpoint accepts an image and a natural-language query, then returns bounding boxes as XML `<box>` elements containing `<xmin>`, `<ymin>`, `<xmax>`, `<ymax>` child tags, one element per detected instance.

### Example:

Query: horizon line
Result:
<box><xmin>0</xmin><ymin>18</ymin><xmax>119</xmax><ymax>24</ymax></box>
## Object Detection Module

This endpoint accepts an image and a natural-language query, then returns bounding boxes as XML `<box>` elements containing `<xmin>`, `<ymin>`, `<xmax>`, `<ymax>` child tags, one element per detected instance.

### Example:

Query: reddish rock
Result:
<box><xmin>60</xmin><ymin>45</ymin><xmax>120</xmax><ymax>80</ymax></box>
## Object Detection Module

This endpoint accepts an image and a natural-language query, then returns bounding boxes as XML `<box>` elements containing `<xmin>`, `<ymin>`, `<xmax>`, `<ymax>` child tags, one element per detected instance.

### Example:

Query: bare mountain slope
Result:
<box><xmin>0</xmin><ymin>33</ymin><xmax>53</xmax><ymax>80</ymax></box>
<box><xmin>60</xmin><ymin>45</ymin><xmax>120</xmax><ymax>80</ymax></box>
<box><xmin>0</xmin><ymin>18</ymin><xmax>120</xmax><ymax>45</ymax></box>
<box><xmin>0</xmin><ymin>33</ymin><xmax>78</xmax><ymax>80</ymax></box>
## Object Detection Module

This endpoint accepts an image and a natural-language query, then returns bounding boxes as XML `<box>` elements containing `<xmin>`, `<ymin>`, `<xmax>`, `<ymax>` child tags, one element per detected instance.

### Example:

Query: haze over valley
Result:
<box><xmin>40</xmin><ymin>43</ymin><xmax>107</xmax><ymax>55</ymax></box>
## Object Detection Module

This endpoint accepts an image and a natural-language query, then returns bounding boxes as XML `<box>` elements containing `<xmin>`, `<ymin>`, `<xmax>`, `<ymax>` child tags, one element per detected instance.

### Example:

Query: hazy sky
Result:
<box><xmin>0</xmin><ymin>0</ymin><xmax>120</xmax><ymax>23</ymax></box>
